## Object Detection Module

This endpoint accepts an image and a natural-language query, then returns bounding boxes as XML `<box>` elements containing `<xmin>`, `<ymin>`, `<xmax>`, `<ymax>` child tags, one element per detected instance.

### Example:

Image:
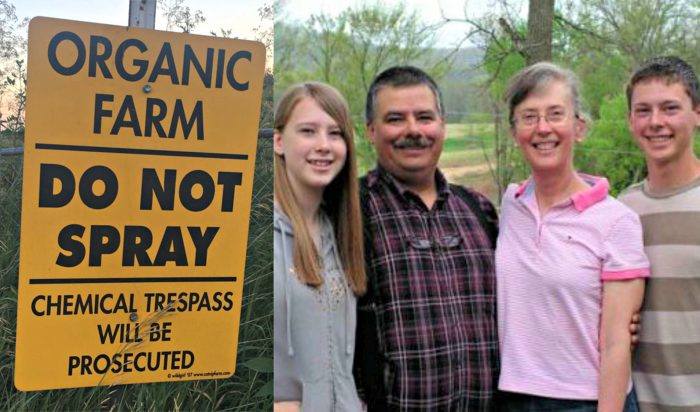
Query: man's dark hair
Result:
<box><xmin>365</xmin><ymin>66</ymin><xmax>444</xmax><ymax>124</ymax></box>
<box><xmin>626</xmin><ymin>56</ymin><xmax>700</xmax><ymax>110</ymax></box>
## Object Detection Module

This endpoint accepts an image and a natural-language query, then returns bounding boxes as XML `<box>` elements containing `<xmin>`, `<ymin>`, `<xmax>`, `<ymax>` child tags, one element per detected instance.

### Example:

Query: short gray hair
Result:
<box><xmin>504</xmin><ymin>62</ymin><xmax>584</xmax><ymax>127</ymax></box>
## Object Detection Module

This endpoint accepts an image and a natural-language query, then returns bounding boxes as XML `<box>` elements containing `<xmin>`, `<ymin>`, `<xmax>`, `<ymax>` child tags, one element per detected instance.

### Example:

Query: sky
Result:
<box><xmin>278</xmin><ymin>0</ymin><xmax>521</xmax><ymax>49</ymax></box>
<box><xmin>13</xmin><ymin>0</ymin><xmax>266</xmax><ymax>40</ymax></box>
<box><xmin>12</xmin><ymin>0</ymin><xmax>515</xmax><ymax>50</ymax></box>
<box><xmin>0</xmin><ymin>0</ymin><xmax>270</xmax><ymax>114</ymax></box>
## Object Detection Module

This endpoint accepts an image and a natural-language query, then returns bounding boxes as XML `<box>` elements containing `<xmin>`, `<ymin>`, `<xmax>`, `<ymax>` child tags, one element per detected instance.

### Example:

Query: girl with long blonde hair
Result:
<box><xmin>273</xmin><ymin>82</ymin><xmax>365</xmax><ymax>412</ymax></box>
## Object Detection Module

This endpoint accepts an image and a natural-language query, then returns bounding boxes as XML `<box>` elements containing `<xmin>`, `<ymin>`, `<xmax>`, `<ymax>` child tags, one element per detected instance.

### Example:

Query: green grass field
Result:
<box><xmin>440</xmin><ymin>123</ymin><xmax>499</xmax><ymax>202</ymax></box>
<box><xmin>0</xmin><ymin>135</ymin><xmax>273</xmax><ymax>411</ymax></box>
<box><xmin>441</xmin><ymin>123</ymin><xmax>495</xmax><ymax>164</ymax></box>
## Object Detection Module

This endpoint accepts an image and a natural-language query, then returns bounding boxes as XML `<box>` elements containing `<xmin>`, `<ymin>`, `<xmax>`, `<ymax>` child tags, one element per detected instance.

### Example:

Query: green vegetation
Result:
<box><xmin>575</xmin><ymin>95</ymin><xmax>647</xmax><ymax>196</ymax></box>
<box><xmin>439</xmin><ymin>123</ymin><xmax>524</xmax><ymax>203</ymax></box>
<box><xmin>276</xmin><ymin>2</ymin><xmax>461</xmax><ymax>171</ymax></box>
<box><xmin>440</xmin><ymin>124</ymin><xmax>494</xmax><ymax>166</ymax></box>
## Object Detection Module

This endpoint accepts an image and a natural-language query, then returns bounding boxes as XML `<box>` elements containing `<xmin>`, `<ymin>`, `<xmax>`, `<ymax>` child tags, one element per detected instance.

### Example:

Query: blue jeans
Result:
<box><xmin>496</xmin><ymin>388</ymin><xmax>639</xmax><ymax>412</ymax></box>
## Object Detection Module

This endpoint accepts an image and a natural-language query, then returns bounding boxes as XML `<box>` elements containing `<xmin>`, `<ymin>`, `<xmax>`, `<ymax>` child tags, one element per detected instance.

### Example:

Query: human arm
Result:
<box><xmin>598</xmin><ymin>278</ymin><xmax>645</xmax><ymax>412</ymax></box>
<box><xmin>274</xmin><ymin>401</ymin><xmax>301</xmax><ymax>412</ymax></box>
<box><xmin>598</xmin><ymin>209</ymin><xmax>649</xmax><ymax>412</ymax></box>
<box><xmin>353</xmin><ymin>179</ymin><xmax>387</xmax><ymax>408</ymax></box>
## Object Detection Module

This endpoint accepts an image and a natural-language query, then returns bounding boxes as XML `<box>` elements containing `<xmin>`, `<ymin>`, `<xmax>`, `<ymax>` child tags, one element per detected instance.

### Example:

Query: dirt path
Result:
<box><xmin>441</xmin><ymin>163</ymin><xmax>491</xmax><ymax>180</ymax></box>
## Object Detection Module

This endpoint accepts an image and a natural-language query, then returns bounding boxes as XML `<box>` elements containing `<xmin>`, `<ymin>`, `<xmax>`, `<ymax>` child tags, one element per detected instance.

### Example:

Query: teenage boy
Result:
<box><xmin>619</xmin><ymin>56</ymin><xmax>700</xmax><ymax>412</ymax></box>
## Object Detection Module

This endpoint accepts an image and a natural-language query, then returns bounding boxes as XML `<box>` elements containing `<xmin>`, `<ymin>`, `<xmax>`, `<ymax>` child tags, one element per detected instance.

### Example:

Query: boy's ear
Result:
<box><xmin>627</xmin><ymin>110</ymin><xmax>634</xmax><ymax>130</ymax></box>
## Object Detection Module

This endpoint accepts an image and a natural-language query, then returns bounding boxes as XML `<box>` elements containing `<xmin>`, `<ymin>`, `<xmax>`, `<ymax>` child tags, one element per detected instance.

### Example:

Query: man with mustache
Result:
<box><xmin>353</xmin><ymin>66</ymin><xmax>499</xmax><ymax>411</ymax></box>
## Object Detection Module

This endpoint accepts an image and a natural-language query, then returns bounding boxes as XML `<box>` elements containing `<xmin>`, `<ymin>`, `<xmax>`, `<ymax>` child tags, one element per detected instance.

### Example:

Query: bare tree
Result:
<box><xmin>0</xmin><ymin>0</ymin><xmax>27</xmax><ymax>134</ymax></box>
<box><xmin>525</xmin><ymin>0</ymin><xmax>554</xmax><ymax>63</ymax></box>
<box><xmin>558</xmin><ymin>0</ymin><xmax>700</xmax><ymax>68</ymax></box>
<box><xmin>158</xmin><ymin>0</ymin><xmax>205</xmax><ymax>33</ymax></box>
<box><xmin>306</xmin><ymin>13</ymin><xmax>347</xmax><ymax>83</ymax></box>
<box><xmin>254</xmin><ymin>3</ymin><xmax>273</xmax><ymax>64</ymax></box>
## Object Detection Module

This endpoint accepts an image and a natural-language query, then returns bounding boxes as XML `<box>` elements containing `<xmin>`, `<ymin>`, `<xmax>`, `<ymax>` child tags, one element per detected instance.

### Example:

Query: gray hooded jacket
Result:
<box><xmin>273</xmin><ymin>207</ymin><xmax>361</xmax><ymax>412</ymax></box>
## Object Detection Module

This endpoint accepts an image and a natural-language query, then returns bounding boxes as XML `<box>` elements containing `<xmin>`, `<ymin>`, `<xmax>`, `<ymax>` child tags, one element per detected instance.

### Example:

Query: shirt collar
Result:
<box><xmin>514</xmin><ymin>174</ymin><xmax>610</xmax><ymax>212</ymax></box>
<box><xmin>369</xmin><ymin>164</ymin><xmax>450</xmax><ymax>200</ymax></box>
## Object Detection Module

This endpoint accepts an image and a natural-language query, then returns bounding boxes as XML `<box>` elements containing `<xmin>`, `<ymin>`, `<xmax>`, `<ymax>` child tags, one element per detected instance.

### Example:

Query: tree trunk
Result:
<box><xmin>526</xmin><ymin>0</ymin><xmax>555</xmax><ymax>64</ymax></box>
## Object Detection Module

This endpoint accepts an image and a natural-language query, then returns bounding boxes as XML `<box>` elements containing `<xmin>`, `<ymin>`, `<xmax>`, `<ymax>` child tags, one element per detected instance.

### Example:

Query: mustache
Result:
<box><xmin>392</xmin><ymin>136</ymin><xmax>433</xmax><ymax>149</ymax></box>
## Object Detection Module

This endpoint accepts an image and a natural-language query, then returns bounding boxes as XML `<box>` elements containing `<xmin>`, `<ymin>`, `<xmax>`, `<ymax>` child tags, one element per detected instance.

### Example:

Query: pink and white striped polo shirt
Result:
<box><xmin>496</xmin><ymin>174</ymin><xmax>649</xmax><ymax>399</ymax></box>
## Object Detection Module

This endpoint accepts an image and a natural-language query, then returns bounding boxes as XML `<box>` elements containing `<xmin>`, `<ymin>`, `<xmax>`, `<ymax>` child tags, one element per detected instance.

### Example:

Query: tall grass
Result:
<box><xmin>0</xmin><ymin>135</ymin><xmax>273</xmax><ymax>411</ymax></box>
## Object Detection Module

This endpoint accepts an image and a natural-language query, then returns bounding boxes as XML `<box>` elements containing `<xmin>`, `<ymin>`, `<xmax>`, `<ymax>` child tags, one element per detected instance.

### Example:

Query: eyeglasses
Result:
<box><xmin>513</xmin><ymin>109</ymin><xmax>569</xmax><ymax>128</ymax></box>
<box><xmin>409</xmin><ymin>235</ymin><xmax>462</xmax><ymax>250</ymax></box>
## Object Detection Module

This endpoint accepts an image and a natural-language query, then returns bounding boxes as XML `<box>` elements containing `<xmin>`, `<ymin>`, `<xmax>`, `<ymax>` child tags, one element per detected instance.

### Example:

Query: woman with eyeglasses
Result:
<box><xmin>495</xmin><ymin>62</ymin><xmax>649</xmax><ymax>411</ymax></box>
<box><xmin>273</xmin><ymin>82</ymin><xmax>365</xmax><ymax>412</ymax></box>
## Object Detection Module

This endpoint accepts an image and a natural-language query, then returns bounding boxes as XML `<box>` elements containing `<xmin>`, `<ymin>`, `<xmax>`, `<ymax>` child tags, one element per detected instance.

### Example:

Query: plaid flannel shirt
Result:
<box><xmin>357</xmin><ymin>166</ymin><xmax>499</xmax><ymax>411</ymax></box>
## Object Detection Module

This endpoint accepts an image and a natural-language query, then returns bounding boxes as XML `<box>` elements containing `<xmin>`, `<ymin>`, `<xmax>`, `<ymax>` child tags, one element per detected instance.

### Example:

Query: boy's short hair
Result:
<box><xmin>626</xmin><ymin>56</ymin><xmax>700</xmax><ymax>109</ymax></box>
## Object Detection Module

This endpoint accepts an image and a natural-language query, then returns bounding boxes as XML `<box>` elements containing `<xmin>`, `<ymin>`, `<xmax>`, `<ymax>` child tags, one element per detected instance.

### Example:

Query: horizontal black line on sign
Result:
<box><xmin>35</xmin><ymin>143</ymin><xmax>248</xmax><ymax>160</ymax></box>
<box><xmin>29</xmin><ymin>276</ymin><xmax>238</xmax><ymax>284</ymax></box>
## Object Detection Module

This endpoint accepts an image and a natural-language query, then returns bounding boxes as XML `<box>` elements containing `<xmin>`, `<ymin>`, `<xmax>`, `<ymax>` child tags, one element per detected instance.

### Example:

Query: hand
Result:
<box><xmin>274</xmin><ymin>401</ymin><xmax>301</xmax><ymax>412</ymax></box>
<box><xmin>629</xmin><ymin>312</ymin><xmax>641</xmax><ymax>350</ymax></box>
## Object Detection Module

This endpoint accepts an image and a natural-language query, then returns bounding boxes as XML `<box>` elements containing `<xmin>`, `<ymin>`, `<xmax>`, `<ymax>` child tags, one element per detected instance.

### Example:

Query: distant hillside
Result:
<box><xmin>433</xmin><ymin>47</ymin><xmax>493</xmax><ymax>121</ymax></box>
<box><xmin>275</xmin><ymin>20</ymin><xmax>493</xmax><ymax>120</ymax></box>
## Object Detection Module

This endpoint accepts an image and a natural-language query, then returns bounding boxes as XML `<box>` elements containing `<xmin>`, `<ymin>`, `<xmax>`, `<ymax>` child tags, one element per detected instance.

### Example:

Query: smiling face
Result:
<box><xmin>366</xmin><ymin>84</ymin><xmax>445</xmax><ymax>186</ymax></box>
<box><xmin>511</xmin><ymin>80</ymin><xmax>586</xmax><ymax>175</ymax></box>
<box><xmin>274</xmin><ymin>96</ymin><xmax>348</xmax><ymax>199</ymax></box>
<box><xmin>628</xmin><ymin>79</ymin><xmax>700</xmax><ymax>168</ymax></box>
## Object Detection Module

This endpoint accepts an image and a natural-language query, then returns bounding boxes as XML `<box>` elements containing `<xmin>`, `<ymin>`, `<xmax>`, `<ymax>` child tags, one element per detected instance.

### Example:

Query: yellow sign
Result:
<box><xmin>15</xmin><ymin>17</ymin><xmax>265</xmax><ymax>391</ymax></box>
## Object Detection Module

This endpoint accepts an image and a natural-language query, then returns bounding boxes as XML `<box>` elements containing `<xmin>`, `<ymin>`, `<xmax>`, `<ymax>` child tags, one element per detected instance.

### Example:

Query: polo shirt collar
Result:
<box><xmin>514</xmin><ymin>174</ymin><xmax>609</xmax><ymax>212</ymax></box>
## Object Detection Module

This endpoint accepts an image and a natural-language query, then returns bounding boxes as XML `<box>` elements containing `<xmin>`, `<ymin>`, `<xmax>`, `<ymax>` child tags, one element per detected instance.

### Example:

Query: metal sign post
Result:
<box><xmin>128</xmin><ymin>0</ymin><xmax>156</xmax><ymax>29</ymax></box>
